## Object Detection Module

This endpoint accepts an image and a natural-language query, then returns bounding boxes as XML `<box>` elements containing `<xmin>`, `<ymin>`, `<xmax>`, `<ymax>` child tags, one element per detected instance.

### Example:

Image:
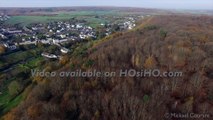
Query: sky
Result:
<box><xmin>0</xmin><ymin>0</ymin><xmax>212</xmax><ymax>10</ymax></box>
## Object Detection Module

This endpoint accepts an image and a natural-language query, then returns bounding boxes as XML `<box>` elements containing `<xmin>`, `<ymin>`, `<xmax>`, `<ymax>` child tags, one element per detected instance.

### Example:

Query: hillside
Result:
<box><xmin>3</xmin><ymin>15</ymin><xmax>213</xmax><ymax>120</ymax></box>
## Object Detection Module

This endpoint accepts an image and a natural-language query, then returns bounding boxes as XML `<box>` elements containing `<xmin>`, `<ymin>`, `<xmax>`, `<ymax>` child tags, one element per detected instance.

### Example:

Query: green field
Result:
<box><xmin>0</xmin><ymin>91</ymin><xmax>23</xmax><ymax>115</ymax></box>
<box><xmin>5</xmin><ymin>11</ymin><xmax>119</xmax><ymax>27</ymax></box>
<box><xmin>0</xmin><ymin>47</ymin><xmax>45</xmax><ymax>116</ymax></box>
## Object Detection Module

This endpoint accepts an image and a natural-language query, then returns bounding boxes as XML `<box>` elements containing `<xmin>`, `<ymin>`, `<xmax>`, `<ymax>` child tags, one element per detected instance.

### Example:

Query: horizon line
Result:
<box><xmin>0</xmin><ymin>6</ymin><xmax>212</xmax><ymax>11</ymax></box>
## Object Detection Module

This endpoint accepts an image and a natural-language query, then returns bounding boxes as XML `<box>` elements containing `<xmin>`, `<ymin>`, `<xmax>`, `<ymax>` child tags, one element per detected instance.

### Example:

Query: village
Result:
<box><xmin>0</xmin><ymin>14</ymin><xmax>10</xmax><ymax>21</ymax></box>
<box><xmin>0</xmin><ymin>14</ymin><xmax>139</xmax><ymax>59</ymax></box>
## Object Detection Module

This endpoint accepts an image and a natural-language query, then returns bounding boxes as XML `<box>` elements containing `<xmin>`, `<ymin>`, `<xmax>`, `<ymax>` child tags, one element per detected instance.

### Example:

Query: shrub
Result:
<box><xmin>27</xmin><ymin>103</ymin><xmax>43</xmax><ymax>119</ymax></box>
<box><xmin>160</xmin><ymin>29</ymin><xmax>167</xmax><ymax>38</ymax></box>
<box><xmin>8</xmin><ymin>81</ymin><xmax>22</xmax><ymax>96</ymax></box>
<box><xmin>84</xmin><ymin>59</ymin><xmax>95</xmax><ymax>68</ymax></box>
<box><xmin>143</xmin><ymin>94</ymin><xmax>150</xmax><ymax>103</ymax></box>
<box><xmin>144</xmin><ymin>55</ymin><xmax>157</xmax><ymax>68</ymax></box>
<box><xmin>144</xmin><ymin>25</ymin><xmax>158</xmax><ymax>30</ymax></box>
<box><xmin>59</xmin><ymin>55</ymin><xmax>70</xmax><ymax>65</ymax></box>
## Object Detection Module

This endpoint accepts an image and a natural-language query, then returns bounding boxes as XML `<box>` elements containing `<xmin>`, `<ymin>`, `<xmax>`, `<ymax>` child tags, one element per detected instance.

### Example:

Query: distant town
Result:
<box><xmin>0</xmin><ymin>13</ymin><xmax>148</xmax><ymax>59</ymax></box>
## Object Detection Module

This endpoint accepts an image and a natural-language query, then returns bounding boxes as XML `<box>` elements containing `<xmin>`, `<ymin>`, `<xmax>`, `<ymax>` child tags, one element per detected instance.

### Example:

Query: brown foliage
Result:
<box><xmin>6</xmin><ymin>15</ymin><xmax>213</xmax><ymax>120</ymax></box>
<box><xmin>27</xmin><ymin>103</ymin><xmax>43</xmax><ymax>119</ymax></box>
<box><xmin>0</xmin><ymin>45</ymin><xmax>6</xmax><ymax>55</ymax></box>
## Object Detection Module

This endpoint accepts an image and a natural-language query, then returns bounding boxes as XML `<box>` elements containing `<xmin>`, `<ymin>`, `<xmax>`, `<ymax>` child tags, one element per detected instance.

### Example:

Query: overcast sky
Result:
<box><xmin>0</xmin><ymin>0</ymin><xmax>212</xmax><ymax>10</ymax></box>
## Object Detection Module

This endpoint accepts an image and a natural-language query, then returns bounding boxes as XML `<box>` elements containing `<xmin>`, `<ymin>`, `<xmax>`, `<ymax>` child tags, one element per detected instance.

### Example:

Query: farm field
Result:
<box><xmin>5</xmin><ymin>11</ymin><xmax>120</xmax><ymax>27</ymax></box>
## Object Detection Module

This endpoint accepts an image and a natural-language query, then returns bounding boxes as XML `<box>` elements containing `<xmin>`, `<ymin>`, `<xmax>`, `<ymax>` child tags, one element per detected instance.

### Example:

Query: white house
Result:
<box><xmin>41</xmin><ymin>52</ymin><xmax>58</xmax><ymax>59</ymax></box>
<box><xmin>60</xmin><ymin>47</ymin><xmax>70</xmax><ymax>54</ymax></box>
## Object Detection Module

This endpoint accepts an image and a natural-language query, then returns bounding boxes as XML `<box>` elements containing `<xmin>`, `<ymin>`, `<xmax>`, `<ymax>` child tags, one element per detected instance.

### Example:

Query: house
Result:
<box><xmin>0</xmin><ymin>33</ymin><xmax>7</xmax><ymax>39</ymax></box>
<box><xmin>41</xmin><ymin>52</ymin><xmax>58</xmax><ymax>59</ymax></box>
<box><xmin>7</xmin><ymin>30</ymin><xmax>22</xmax><ymax>34</ymax></box>
<box><xmin>19</xmin><ymin>41</ymin><xmax>37</xmax><ymax>45</ymax></box>
<box><xmin>79</xmin><ymin>34</ymin><xmax>87</xmax><ymax>39</ymax></box>
<box><xmin>23</xmin><ymin>26</ymin><xmax>32</xmax><ymax>32</ymax></box>
<box><xmin>40</xmin><ymin>40</ymin><xmax>51</xmax><ymax>44</ymax></box>
<box><xmin>56</xmin><ymin>30</ymin><xmax>61</xmax><ymax>33</ymax></box>
<box><xmin>0</xmin><ymin>14</ymin><xmax>10</xmax><ymax>21</ymax></box>
<box><xmin>69</xmin><ymin>36</ymin><xmax>77</xmax><ymax>41</ymax></box>
<box><xmin>60</xmin><ymin>34</ymin><xmax>66</xmax><ymax>39</ymax></box>
<box><xmin>71</xmin><ymin>25</ymin><xmax>75</xmax><ymax>28</ymax></box>
<box><xmin>53</xmin><ymin>39</ymin><xmax>59</xmax><ymax>44</ymax></box>
<box><xmin>60</xmin><ymin>47</ymin><xmax>70</xmax><ymax>54</ymax></box>
<box><xmin>2</xmin><ymin>43</ymin><xmax>17</xmax><ymax>50</ymax></box>
<box><xmin>9</xmin><ymin>45</ymin><xmax>17</xmax><ymax>51</ymax></box>
<box><xmin>53</xmin><ymin>39</ymin><xmax>68</xmax><ymax>44</ymax></box>
<box><xmin>76</xmin><ymin>24</ymin><xmax>83</xmax><ymax>29</ymax></box>
<box><xmin>32</xmin><ymin>27</ymin><xmax>38</xmax><ymax>31</ymax></box>
<box><xmin>3</xmin><ymin>43</ymin><xmax>9</xmax><ymax>48</ymax></box>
